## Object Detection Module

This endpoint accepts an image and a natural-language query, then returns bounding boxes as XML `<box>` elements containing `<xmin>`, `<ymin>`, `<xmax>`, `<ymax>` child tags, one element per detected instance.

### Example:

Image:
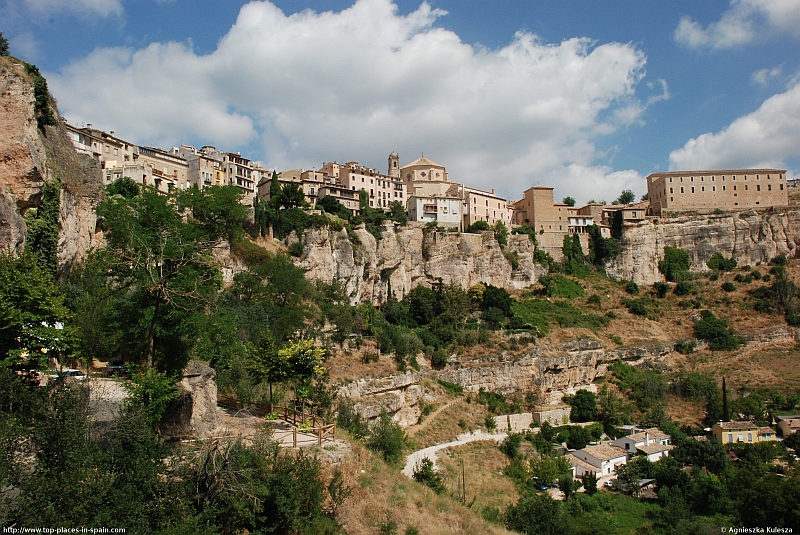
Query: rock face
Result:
<box><xmin>606</xmin><ymin>210</ymin><xmax>800</xmax><ymax>285</ymax></box>
<box><xmin>160</xmin><ymin>360</ymin><xmax>222</xmax><ymax>439</ymax></box>
<box><xmin>339</xmin><ymin>340</ymin><xmax>673</xmax><ymax>426</ymax></box>
<box><xmin>0</xmin><ymin>58</ymin><xmax>103</xmax><ymax>267</ymax></box>
<box><xmin>299</xmin><ymin>222</ymin><xmax>547</xmax><ymax>305</ymax></box>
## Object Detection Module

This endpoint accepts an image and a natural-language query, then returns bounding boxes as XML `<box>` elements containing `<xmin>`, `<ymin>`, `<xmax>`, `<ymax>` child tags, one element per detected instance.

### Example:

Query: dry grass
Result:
<box><xmin>437</xmin><ymin>442</ymin><xmax>519</xmax><ymax>516</ymax></box>
<box><xmin>325</xmin><ymin>341</ymin><xmax>400</xmax><ymax>384</ymax></box>
<box><xmin>662</xmin><ymin>394</ymin><xmax>706</xmax><ymax>428</ymax></box>
<box><xmin>688</xmin><ymin>340</ymin><xmax>800</xmax><ymax>390</ymax></box>
<box><xmin>334</xmin><ymin>436</ymin><xmax>515</xmax><ymax>535</ymax></box>
<box><xmin>411</xmin><ymin>400</ymin><xmax>490</xmax><ymax>449</ymax></box>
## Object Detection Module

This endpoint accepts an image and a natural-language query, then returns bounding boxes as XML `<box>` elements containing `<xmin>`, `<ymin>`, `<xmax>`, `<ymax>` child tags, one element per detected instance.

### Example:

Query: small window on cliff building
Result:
<box><xmin>681</xmin><ymin>187</ymin><xmax>684</xmax><ymax>193</ymax></box>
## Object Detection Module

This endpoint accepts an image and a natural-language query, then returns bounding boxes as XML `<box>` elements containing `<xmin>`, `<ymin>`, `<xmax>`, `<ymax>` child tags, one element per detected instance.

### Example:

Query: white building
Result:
<box><xmin>407</xmin><ymin>195</ymin><xmax>462</xmax><ymax>226</ymax></box>
<box><xmin>571</xmin><ymin>444</ymin><xmax>628</xmax><ymax>476</ymax></box>
<box><xmin>611</xmin><ymin>428</ymin><xmax>673</xmax><ymax>461</ymax></box>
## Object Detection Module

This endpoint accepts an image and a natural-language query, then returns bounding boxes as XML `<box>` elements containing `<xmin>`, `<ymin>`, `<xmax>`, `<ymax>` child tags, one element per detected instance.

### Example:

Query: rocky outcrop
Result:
<box><xmin>606</xmin><ymin>210</ymin><xmax>800</xmax><ymax>285</ymax></box>
<box><xmin>160</xmin><ymin>361</ymin><xmax>222</xmax><ymax>439</ymax></box>
<box><xmin>298</xmin><ymin>222</ymin><xmax>547</xmax><ymax>305</ymax></box>
<box><xmin>0</xmin><ymin>57</ymin><xmax>103</xmax><ymax>267</ymax></box>
<box><xmin>339</xmin><ymin>340</ymin><xmax>673</xmax><ymax>426</ymax></box>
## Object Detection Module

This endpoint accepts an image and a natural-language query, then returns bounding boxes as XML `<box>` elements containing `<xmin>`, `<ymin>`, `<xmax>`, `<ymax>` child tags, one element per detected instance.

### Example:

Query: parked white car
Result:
<box><xmin>48</xmin><ymin>369</ymin><xmax>88</xmax><ymax>382</ymax></box>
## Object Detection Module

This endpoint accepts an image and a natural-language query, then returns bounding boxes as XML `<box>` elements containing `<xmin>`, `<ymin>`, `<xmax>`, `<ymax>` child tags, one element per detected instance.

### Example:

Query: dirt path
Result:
<box><xmin>405</xmin><ymin>400</ymin><xmax>457</xmax><ymax>437</ymax></box>
<box><xmin>402</xmin><ymin>429</ymin><xmax>507</xmax><ymax>478</ymax></box>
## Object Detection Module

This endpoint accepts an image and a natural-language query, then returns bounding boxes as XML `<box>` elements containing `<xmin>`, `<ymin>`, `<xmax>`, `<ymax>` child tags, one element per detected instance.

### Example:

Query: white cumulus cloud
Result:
<box><xmin>669</xmin><ymin>79</ymin><xmax>800</xmax><ymax>171</ymax></box>
<box><xmin>48</xmin><ymin>0</ymin><xmax>658</xmax><ymax>202</ymax></box>
<box><xmin>675</xmin><ymin>0</ymin><xmax>800</xmax><ymax>50</ymax></box>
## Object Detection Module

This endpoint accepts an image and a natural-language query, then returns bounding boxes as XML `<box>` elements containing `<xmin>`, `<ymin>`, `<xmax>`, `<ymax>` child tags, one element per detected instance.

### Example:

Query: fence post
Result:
<box><xmin>318</xmin><ymin>427</ymin><xmax>322</xmax><ymax>447</ymax></box>
<box><xmin>293</xmin><ymin>427</ymin><xmax>297</xmax><ymax>448</ymax></box>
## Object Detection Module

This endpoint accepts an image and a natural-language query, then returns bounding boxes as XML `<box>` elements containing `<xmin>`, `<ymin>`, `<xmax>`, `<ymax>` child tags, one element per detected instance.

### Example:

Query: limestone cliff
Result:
<box><xmin>606</xmin><ymin>209</ymin><xmax>800</xmax><ymax>285</ymax></box>
<box><xmin>0</xmin><ymin>57</ymin><xmax>103</xmax><ymax>268</ymax></box>
<box><xmin>298</xmin><ymin>222</ymin><xmax>547</xmax><ymax>305</ymax></box>
<box><xmin>339</xmin><ymin>339</ymin><xmax>673</xmax><ymax>426</ymax></box>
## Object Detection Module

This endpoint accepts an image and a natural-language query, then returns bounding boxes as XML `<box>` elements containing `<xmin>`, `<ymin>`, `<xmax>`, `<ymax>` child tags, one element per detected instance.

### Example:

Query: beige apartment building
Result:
<box><xmin>601</xmin><ymin>200</ymin><xmax>649</xmax><ymax>226</ymax></box>
<box><xmin>457</xmin><ymin>185</ymin><xmax>513</xmax><ymax>229</ymax></box>
<box><xmin>512</xmin><ymin>186</ymin><xmax>588</xmax><ymax>258</ymax></box>
<box><xmin>647</xmin><ymin>169</ymin><xmax>788</xmax><ymax>215</ymax></box>
<box><xmin>173</xmin><ymin>145</ymin><xmax>221</xmax><ymax>189</ymax></box>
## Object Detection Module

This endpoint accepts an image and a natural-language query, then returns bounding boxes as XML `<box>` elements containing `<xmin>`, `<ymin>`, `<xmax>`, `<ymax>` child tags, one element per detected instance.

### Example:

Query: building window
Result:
<box><xmin>670</xmin><ymin>188</ymin><xmax>673</xmax><ymax>193</ymax></box>
<box><xmin>768</xmin><ymin>184</ymin><xmax>772</xmax><ymax>191</ymax></box>
<box><xmin>723</xmin><ymin>186</ymin><xmax>726</xmax><ymax>191</ymax></box>
<box><xmin>757</xmin><ymin>185</ymin><xmax>761</xmax><ymax>191</ymax></box>
<box><xmin>681</xmin><ymin>187</ymin><xmax>684</xmax><ymax>193</ymax></box>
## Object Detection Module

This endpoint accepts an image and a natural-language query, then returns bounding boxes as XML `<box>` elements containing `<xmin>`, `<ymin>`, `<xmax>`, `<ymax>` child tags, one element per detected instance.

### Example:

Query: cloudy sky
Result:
<box><xmin>3</xmin><ymin>0</ymin><xmax>799</xmax><ymax>203</ymax></box>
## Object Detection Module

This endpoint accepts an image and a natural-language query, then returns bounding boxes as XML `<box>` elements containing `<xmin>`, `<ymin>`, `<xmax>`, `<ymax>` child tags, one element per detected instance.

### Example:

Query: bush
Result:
<box><xmin>437</xmin><ymin>379</ymin><xmax>463</xmax><ymax>396</ymax></box>
<box><xmin>659</xmin><ymin>246</ymin><xmax>690</xmax><ymax>282</ymax></box>
<box><xmin>673</xmin><ymin>281</ymin><xmax>694</xmax><ymax>296</ymax></box>
<box><xmin>587</xmin><ymin>294</ymin><xmax>602</xmax><ymax>307</ymax></box>
<box><xmin>287</xmin><ymin>241</ymin><xmax>304</xmax><ymax>257</ymax></box>
<box><xmin>734</xmin><ymin>273</ymin><xmax>745</xmax><ymax>283</ymax></box>
<box><xmin>751</xmin><ymin>270</ymin><xmax>762</xmax><ymax>280</ymax></box>
<box><xmin>763</xmin><ymin>274</ymin><xmax>772</xmax><ymax>282</ymax></box>
<box><xmin>367</xmin><ymin>411</ymin><xmax>407</xmax><ymax>464</ymax></box>
<box><xmin>674</xmin><ymin>339</ymin><xmax>697</xmax><ymax>355</ymax></box>
<box><xmin>622</xmin><ymin>297</ymin><xmax>658</xmax><ymax>319</ymax></box>
<box><xmin>722</xmin><ymin>282</ymin><xmax>736</xmax><ymax>292</ymax></box>
<box><xmin>466</xmin><ymin>220</ymin><xmax>490</xmax><ymax>233</ymax></box>
<box><xmin>623</xmin><ymin>280</ymin><xmax>639</xmax><ymax>295</ymax></box>
<box><xmin>694</xmin><ymin>310</ymin><xmax>744</xmax><ymax>351</ymax></box>
<box><xmin>770</xmin><ymin>254</ymin><xmax>788</xmax><ymax>266</ymax></box>
<box><xmin>412</xmin><ymin>457</ymin><xmax>446</xmax><ymax>494</ymax></box>
<box><xmin>653</xmin><ymin>282</ymin><xmax>669</xmax><ymax>298</ymax></box>
<box><xmin>430</xmin><ymin>348</ymin><xmax>448</xmax><ymax>368</ymax></box>
<box><xmin>707</xmin><ymin>253</ymin><xmax>737</xmax><ymax>272</ymax></box>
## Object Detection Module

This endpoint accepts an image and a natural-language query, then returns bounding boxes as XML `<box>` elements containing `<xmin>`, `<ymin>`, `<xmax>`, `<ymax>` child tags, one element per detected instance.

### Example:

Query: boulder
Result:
<box><xmin>159</xmin><ymin>360</ymin><xmax>221</xmax><ymax>439</ymax></box>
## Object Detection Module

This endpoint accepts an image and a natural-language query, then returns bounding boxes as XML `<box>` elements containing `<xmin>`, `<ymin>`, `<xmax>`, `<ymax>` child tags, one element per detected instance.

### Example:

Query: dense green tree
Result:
<box><xmin>694</xmin><ymin>310</ymin><xmax>743</xmax><ymax>351</ymax></box>
<box><xmin>615</xmin><ymin>189</ymin><xmax>635</xmax><ymax>205</ymax></box>
<box><xmin>412</xmin><ymin>457</ymin><xmax>446</xmax><ymax>494</ymax></box>
<box><xmin>106</xmin><ymin>176</ymin><xmax>141</xmax><ymax>199</ymax></box>
<box><xmin>492</xmin><ymin>220</ymin><xmax>509</xmax><ymax>246</ymax></box>
<box><xmin>659</xmin><ymin>246</ymin><xmax>690</xmax><ymax>282</ymax></box>
<box><xmin>317</xmin><ymin>195</ymin><xmax>350</xmax><ymax>219</ymax></box>
<box><xmin>466</xmin><ymin>220</ymin><xmax>490</xmax><ymax>233</ymax></box>
<box><xmin>565</xmin><ymin>425</ymin><xmax>591</xmax><ymax>450</ymax></box>
<box><xmin>404</xmin><ymin>285</ymin><xmax>439</xmax><ymax>326</ymax></box>
<box><xmin>587</xmin><ymin>224</ymin><xmax>621</xmax><ymax>266</ymax></box>
<box><xmin>481</xmin><ymin>284</ymin><xmax>513</xmax><ymax>317</ymax></box>
<box><xmin>279</xmin><ymin>182</ymin><xmax>306</xmax><ymax>209</ymax></box>
<box><xmin>367</xmin><ymin>410</ymin><xmax>407</xmax><ymax>464</ymax></box>
<box><xmin>562</xmin><ymin>196</ymin><xmax>576</xmax><ymax>207</ymax></box>
<box><xmin>566</xmin><ymin>389</ymin><xmax>597</xmax><ymax>422</ymax></box>
<box><xmin>581</xmin><ymin>471</ymin><xmax>598</xmax><ymax>496</ymax></box>
<box><xmin>506</xmin><ymin>493</ymin><xmax>568</xmax><ymax>535</ymax></box>
<box><xmin>94</xmin><ymin>186</ymin><xmax>242</xmax><ymax>372</ymax></box>
<box><xmin>0</xmin><ymin>32</ymin><xmax>9</xmax><ymax>55</ymax></box>
<box><xmin>0</xmin><ymin>252</ymin><xmax>73</xmax><ymax>375</ymax></box>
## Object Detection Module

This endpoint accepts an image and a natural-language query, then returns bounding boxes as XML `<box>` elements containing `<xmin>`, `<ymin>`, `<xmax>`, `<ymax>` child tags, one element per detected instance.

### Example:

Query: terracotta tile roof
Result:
<box><xmin>716</xmin><ymin>421</ymin><xmax>758</xmax><ymax>430</ymax></box>
<box><xmin>637</xmin><ymin>443</ymin><xmax>674</xmax><ymax>455</ymax></box>
<box><xmin>582</xmin><ymin>444</ymin><xmax>627</xmax><ymax>461</ymax></box>
<box><xmin>566</xmin><ymin>454</ymin><xmax>596</xmax><ymax>472</ymax></box>
<box><xmin>777</xmin><ymin>416</ymin><xmax>800</xmax><ymax>428</ymax></box>
<box><xmin>758</xmin><ymin>427</ymin><xmax>776</xmax><ymax>435</ymax></box>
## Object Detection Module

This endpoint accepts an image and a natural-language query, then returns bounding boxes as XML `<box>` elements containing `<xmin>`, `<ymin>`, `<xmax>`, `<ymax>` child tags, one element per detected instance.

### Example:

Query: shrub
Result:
<box><xmin>722</xmin><ymin>282</ymin><xmax>736</xmax><ymax>292</ymax></box>
<box><xmin>412</xmin><ymin>457</ymin><xmax>446</xmax><ymax>494</ymax></box>
<box><xmin>484</xmin><ymin>414</ymin><xmax>497</xmax><ymax>432</ymax></box>
<box><xmin>437</xmin><ymin>379</ymin><xmax>463</xmax><ymax>396</ymax></box>
<box><xmin>623</xmin><ymin>280</ymin><xmax>639</xmax><ymax>295</ymax></box>
<box><xmin>587</xmin><ymin>294</ymin><xmax>602</xmax><ymax>307</ymax></box>
<box><xmin>674</xmin><ymin>339</ymin><xmax>697</xmax><ymax>355</ymax></box>
<box><xmin>622</xmin><ymin>297</ymin><xmax>658</xmax><ymax>319</ymax></box>
<box><xmin>659</xmin><ymin>246</ymin><xmax>690</xmax><ymax>282</ymax></box>
<box><xmin>744</xmin><ymin>274</ymin><xmax>754</xmax><ymax>283</ymax></box>
<box><xmin>734</xmin><ymin>273</ymin><xmax>745</xmax><ymax>283</ymax></box>
<box><xmin>482</xmin><ymin>307</ymin><xmax>507</xmax><ymax>329</ymax></box>
<box><xmin>707</xmin><ymin>253</ymin><xmax>737</xmax><ymax>272</ymax></box>
<box><xmin>763</xmin><ymin>274</ymin><xmax>772</xmax><ymax>282</ymax></box>
<box><xmin>751</xmin><ymin>270</ymin><xmax>762</xmax><ymax>280</ymax></box>
<box><xmin>653</xmin><ymin>282</ymin><xmax>669</xmax><ymax>298</ymax></box>
<box><xmin>287</xmin><ymin>241</ymin><xmax>304</xmax><ymax>257</ymax></box>
<box><xmin>709</xmin><ymin>272</ymin><xmax>719</xmax><ymax>281</ymax></box>
<box><xmin>367</xmin><ymin>411</ymin><xmax>407</xmax><ymax>464</ymax></box>
<box><xmin>694</xmin><ymin>310</ymin><xmax>744</xmax><ymax>351</ymax></box>
<box><xmin>673</xmin><ymin>281</ymin><xmax>694</xmax><ymax>296</ymax></box>
<box><xmin>466</xmin><ymin>220</ymin><xmax>490</xmax><ymax>233</ymax></box>
<box><xmin>770</xmin><ymin>254</ymin><xmax>788</xmax><ymax>266</ymax></box>
<box><xmin>430</xmin><ymin>348</ymin><xmax>448</xmax><ymax>368</ymax></box>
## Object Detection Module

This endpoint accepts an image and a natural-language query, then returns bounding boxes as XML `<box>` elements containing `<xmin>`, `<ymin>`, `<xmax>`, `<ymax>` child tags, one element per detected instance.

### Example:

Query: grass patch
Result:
<box><xmin>512</xmin><ymin>299</ymin><xmax>610</xmax><ymax>336</ymax></box>
<box><xmin>538</xmin><ymin>275</ymin><xmax>585</xmax><ymax>298</ymax></box>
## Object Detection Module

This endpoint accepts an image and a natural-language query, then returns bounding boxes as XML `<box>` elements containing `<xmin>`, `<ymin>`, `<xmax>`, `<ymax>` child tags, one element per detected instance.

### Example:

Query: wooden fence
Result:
<box><xmin>269</xmin><ymin>405</ymin><xmax>336</xmax><ymax>448</ymax></box>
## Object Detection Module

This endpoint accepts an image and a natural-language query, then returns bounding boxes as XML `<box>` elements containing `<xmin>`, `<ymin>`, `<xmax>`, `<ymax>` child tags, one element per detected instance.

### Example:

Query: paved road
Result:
<box><xmin>402</xmin><ymin>429</ymin><xmax>508</xmax><ymax>478</ymax></box>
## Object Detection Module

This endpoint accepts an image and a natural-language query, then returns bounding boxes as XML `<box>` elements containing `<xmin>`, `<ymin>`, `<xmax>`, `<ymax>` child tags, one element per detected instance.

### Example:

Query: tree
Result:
<box><xmin>481</xmin><ymin>284</ymin><xmax>513</xmax><ymax>317</ymax></box>
<box><xmin>279</xmin><ymin>182</ymin><xmax>306</xmax><ymax>209</ymax></box>
<box><xmin>567</xmin><ymin>389</ymin><xmax>597</xmax><ymax>422</ymax></box>
<box><xmin>722</xmin><ymin>376</ymin><xmax>730</xmax><ymax>422</ymax></box>
<box><xmin>505</xmin><ymin>493</ymin><xmax>568</xmax><ymax>535</ymax></box>
<box><xmin>368</xmin><ymin>410</ymin><xmax>406</xmax><ymax>464</ymax></box>
<box><xmin>279</xmin><ymin>339</ymin><xmax>325</xmax><ymax>410</ymax></box>
<box><xmin>404</xmin><ymin>285</ymin><xmax>439</xmax><ymax>326</ymax></box>
<box><xmin>94</xmin><ymin>186</ymin><xmax>239</xmax><ymax>372</ymax></box>
<box><xmin>566</xmin><ymin>425</ymin><xmax>591</xmax><ymax>450</ymax></box>
<box><xmin>0</xmin><ymin>252</ymin><xmax>74</xmax><ymax>376</ymax></box>
<box><xmin>581</xmin><ymin>471</ymin><xmax>598</xmax><ymax>496</ymax></box>
<box><xmin>659</xmin><ymin>246</ymin><xmax>690</xmax><ymax>282</ymax></box>
<box><xmin>387</xmin><ymin>200</ymin><xmax>407</xmax><ymax>225</ymax></box>
<box><xmin>616</xmin><ymin>189</ymin><xmax>635</xmax><ymax>205</ymax></box>
<box><xmin>492</xmin><ymin>220</ymin><xmax>509</xmax><ymax>246</ymax></box>
<box><xmin>124</xmin><ymin>367</ymin><xmax>180</xmax><ymax>428</ymax></box>
<box><xmin>0</xmin><ymin>32</ymin><xmax>8</xmax><ymax>56</ymax></box>
<box><xmin>412</xmin><ymin>457</ymin><xmax>446</xmax><ymax>494</ymax></box>
<box><xmin>466</xmin><ymin>220</ymin><xmax>490</xmax><ymax>233</ymax></box>
<box><xmin>248</xmin><ymin>329</ymin><xmax>286</xmax><ymax>405</ymax></box>
<box><xmin>106</xmin><ymin>176</ymin><xmax>141</xmax><ymax>199</ymax></box>
<box><xmin>562</xmin><ymin>196</ymin><xmax>576</xmax><ymax>207</ymax></box>
<box><xmin>557</xmin><ymin>473</ymin><xmax>580</xmax><ymax>500</ymax></box>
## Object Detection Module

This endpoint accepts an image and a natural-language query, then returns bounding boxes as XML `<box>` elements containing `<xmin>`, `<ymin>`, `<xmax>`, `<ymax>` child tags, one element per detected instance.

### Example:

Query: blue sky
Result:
<box><xmin>3</xmin><ymin>0</ymin><xmax>800</xmax><ymax>203</ymax></box>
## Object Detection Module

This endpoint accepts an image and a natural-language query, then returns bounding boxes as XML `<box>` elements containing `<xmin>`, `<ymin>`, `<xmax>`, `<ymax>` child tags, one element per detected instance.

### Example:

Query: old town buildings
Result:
<box><xmin>66</xmin><ymin>120</ymin><xmax>793</xmax><ymax>251</ymax></box>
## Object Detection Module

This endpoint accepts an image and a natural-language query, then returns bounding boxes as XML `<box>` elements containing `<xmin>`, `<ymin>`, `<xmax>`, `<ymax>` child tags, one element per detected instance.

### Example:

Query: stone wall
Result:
<box><xmin>606</xmin><ymin>210</ymin><xmax>800</xmax><ymax>285</ymax></box>
<box><xmin>298</xmin><ymin>222</ymin><xmax>547</xmax><ymax>305</ymax></box>
<box><xmin>493</xmin><ymin>412</ymin><xmax>534</xmax><ymax>433</ymax></box>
